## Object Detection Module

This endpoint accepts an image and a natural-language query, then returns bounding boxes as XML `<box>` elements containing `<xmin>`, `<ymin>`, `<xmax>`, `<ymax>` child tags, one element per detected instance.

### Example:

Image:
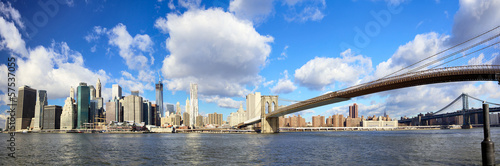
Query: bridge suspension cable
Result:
<box><xmin>433</xmin><ymin>93</ymin><xmax>500</xmax><ymax>115</ymax></box>
<box><xmin>380</xmin><ymin>25</ymin><xmax>500</xmax><ymax>80</ymax></box>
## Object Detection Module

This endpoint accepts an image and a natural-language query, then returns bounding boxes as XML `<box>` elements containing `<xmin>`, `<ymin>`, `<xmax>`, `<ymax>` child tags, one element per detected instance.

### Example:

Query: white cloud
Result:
<box><xmin>178</xmin><ymin>0</ymin><xmax>202</xmax><ymax>9</ymax></box>
<box><xmin>468</xmin><ymin>53</ymin><xmax>485</xmax><ymax>65</ymax></box>
<box><xmin>271</xmin><ymin>70</ymin><xmax>297</xmax><ymax>94</ymax></box>
<box><xmin>263</xmin><ymin>80</ymin><xmax>275</xmax><ymax>87</ymax></box>
<box><xmin>84</xmin><ymin>26</ymin><xmax>107</xmax><ymax>42</ymax></box>
<box><xmin>294</xmin><ymin>49</ymin><xmax>372</xmax><ymax>90</ymax></box>
<box><xmin>0</xmin><ymin>17</ymin><xmax>28</xmax><ymax>57</ymax></box>
<box><xmin>160</xmin><ymin>8</ymin><xmax>273</xmax><ymax>97</ymax></box>
<box><xmin>283</xmin><ymin>0</ymin><xmax>326</xmax><ymax>22</ymax></box>
<box><xmin>108</xmin><ymin>23</ymin><xmax>153</xmax><ymax>70</ymax></box>
<box><xmin>229</xmin><ymin>0</ymin><xmax>274</xmax><ymax>23</ymax></box>
<box><xmin>0</xmin><ymin>41</ymin><xmax>110</xmax><ymax>106</ymax></box>
<box><xmin>373</xmin><ymin>32</ymin><xmax>449</xmax><ymax>79</ymax></box>
<box><xmin>202</xmin><ymin>95</ymin><xmax>242</xmax><ymax>109</ymax></box>
<box><xmin>0</xmin><ymin>2</ymin><xmax>23</xmax><ymax>29</ymax></box>
<box><xmin>451</xmin><ymin>0</ymin><xmax>500</xmax><ymax>44</ymax></box>
<box><xmin>154</xmin><ymin>17</ymin><xmax>169</xmax><ymax>34</ymax></box>
<box><xmin>168</xmin><ymin>0</ymin><xmax>176</xmax><ymax>10</ymax></box>
<box><xmin>278</xmin><ymin>45</ymin><xmax>288</xmax><ymax>60</ymax></box>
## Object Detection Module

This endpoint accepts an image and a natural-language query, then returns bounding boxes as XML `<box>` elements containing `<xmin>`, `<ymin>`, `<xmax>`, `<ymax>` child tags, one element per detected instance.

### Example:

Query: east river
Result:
<box><xmin>2</xmin><ymin>128</ymin><xmax>500</xmax><ymax>165</ymax></box>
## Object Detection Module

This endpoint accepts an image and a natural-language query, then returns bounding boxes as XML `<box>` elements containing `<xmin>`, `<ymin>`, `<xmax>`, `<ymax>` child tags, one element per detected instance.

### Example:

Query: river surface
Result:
<box><xmin>2</xmin><ymin>128</ymin><xmax>500</xmax><ymax>165</ymax></box>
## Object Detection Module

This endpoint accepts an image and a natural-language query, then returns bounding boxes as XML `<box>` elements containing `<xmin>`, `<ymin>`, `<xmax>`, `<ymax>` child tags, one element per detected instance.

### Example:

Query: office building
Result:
<box><xmin>43</xmin><ymin>105</ymin><xmax>62</xmax><ymax>129</ymax></box>
<box><xmin>166</xmin><ymin>104</ymin><xmax>174</xmax><ymax>117</ymax></box>
<box><xmin>96</xmin><ymin>78</ymin><xmax>102</xmax><ymax>98</ymax></box>
<box><xmin>131</xmin><ymin>90</ymin><xmax>139</xmax><ymax>96</ymax></box>
<box><xmin>332</xmin><ymin>114</ymin><xmax>345</xmax><ymax>127</ymax></box>
<box><xmin>208</xmin><ymin>112</ymin><xmax>223</xmax><ymax>126</ymax></box>
<box><xmin>143</xmin><ymin>101</ymin><xmax>152</xmax><ymax>125</ymax></box>
<box><xmin>77</xmin><ymin>82</ymin><xmax>90</xmax><ymax>129</ymax></box>
<box><xmin>70</xmin><ymin>86</ymin><xmax>75</xmax><ymax>101</ymax></box>
<box><xmin>176</xmin><ymin>102</ymin><xmax>182</xmax><ymax>115</ymax></box>
<box><xmin>89</xmin><ymin>85</ymin><xmax>96</xmax><ymax>100</ymax></box>
<box><xmin>196</xmin><ymin>115</ymin><xmax>204</xmax><ymax>127</ymax></box>
<box><xmin>33</xmin><ymin>90</ymin><xmax>47</xmax><ymax>130</ymax></box>
<box><xmin>190</xmin><ymin>83</ymin><xmax>198</xmax><ymax>126</ymax></box>
<box><xmin>106</xmin><ymin>100</ymin><xmax>117</xmax><ymax>123</ymax></box>
<box><xmin>123</xmin><ymin>94</ymin><xmax>143</xmax><ymax>123</ymax></box>
<box><xmin>183</xmin><ymin>112</ymin><xmax>190</xmax><ymax>126</ymax></box>
<box><xmin>151</xmin><ymin>104</ymin><xmax>158</xmax><ymax>125</ymax></box>
<box><xmin>185</xmin><ymin>99</ymin><xmax>190</xmax><ymax>116</ymax></box>
<box><xmin>60</xmin><ymin>97</ymin><xmax>77</xmax><ymax>130</ymax></box>
<box><xmin>246</xmin><ymin>92</ymin><xmax>261</xmax><ymax>121</ymax></box>
<box><xmin>312</xmin><ymin>115</ymin><xmax>325</xmax><ymax>127</ymax></box>
<box><xmin>228</xmin><ymin>104</ymin><xmax>247</xmax><ymax>126</ymax></box>
<box><xmin>15</xmin><ymin>85</ymin><xmax>37</xmax><ymax>131</ymax></box>
<box><xmin>112</xmin><ymin>84</ymin><xmax>122</xmax><ymax>100</ymax></box>
<box><xmin>156</xmin><ymin>80</ymin><xmax>164</xmax><ymax>117</ymax></box>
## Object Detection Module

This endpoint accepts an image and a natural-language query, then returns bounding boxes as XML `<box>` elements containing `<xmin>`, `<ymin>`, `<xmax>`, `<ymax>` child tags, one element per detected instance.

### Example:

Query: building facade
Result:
<box><xmin>190</xmin><ymin>83</ymin><xmax>198</xmax><ymax>126</ymax></box>
<box><xmin>123</xmin><ymin>94</ymin><xmax>143</xmax><ymax>123</ymax></box>
<box><xmin>156</xmin><ymin>81</ymin><xmax>164</xmax><ymax>118</ymax></box>
<box><xmin>15</xmin><ymin>85</ymin><xmax>37</xmax><ymax>131</ymax></box>
<box><xmin>43</xmin><ymin>105</ymin><xmax>62</xmax><ymax>129</ymax></box>
<box><xmin>33</xmin><ymin>90</ymin><xmax>47</xmax><ymax>130</ymax></box>
<box><xmin>77</xmin><ymin>83</ymin><xmax>90</xmax><ymax>129</ymax></box>
<box><xmin>112</xmin><ymin>84</ymin><xmax>122</xmax><ymax>100</ymax></box>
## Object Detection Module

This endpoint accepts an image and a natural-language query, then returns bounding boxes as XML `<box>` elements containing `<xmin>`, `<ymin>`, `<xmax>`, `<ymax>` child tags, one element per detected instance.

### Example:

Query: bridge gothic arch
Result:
<box><xmin>261</xmin><ymin>95</ymin><xmax>279</xmax><ymax>133</ymax></box>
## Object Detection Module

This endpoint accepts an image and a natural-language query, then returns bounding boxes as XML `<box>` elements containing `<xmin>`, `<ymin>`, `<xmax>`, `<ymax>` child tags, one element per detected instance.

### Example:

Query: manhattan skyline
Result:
<box><xmin>1</xmin><ymin>0</ymin><xmax>500</xmax><ymax>127</ymax></box>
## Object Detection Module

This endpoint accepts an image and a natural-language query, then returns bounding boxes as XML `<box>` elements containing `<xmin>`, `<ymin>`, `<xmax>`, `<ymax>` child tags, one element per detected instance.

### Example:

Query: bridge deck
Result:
<box><xmin>268</xmin><ymin>65</ymin><xmax>500</xmax><ymax>118</ymax></box>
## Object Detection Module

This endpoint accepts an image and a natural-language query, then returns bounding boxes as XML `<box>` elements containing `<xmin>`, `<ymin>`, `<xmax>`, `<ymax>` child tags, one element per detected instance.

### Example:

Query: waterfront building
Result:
<box><xmin>33</xmin><ymin>90</ymin><xmax>47</xmax><ymax>130</ymax></box>
<box><xmin>151</xmin><ymin>104</ymin><xmax>159</xmax><ymax>125</ymax></box>
<box><xmin>332</xmin><ymin>114</ymin><xmax>345</xmax><ymax>127</ymax></box>
<box><xmin>112</xmin><ymin>84</ymin><xmax>122</xmax><ymax>100</ymax></box>
<box><xmin>183</xmin><ymin>112</ymin><xmax>190</xmax><ymax>126</ymax></box>
<box><xmin>280</xmin><ymin>115</ymin><xmax>306</xmax><ymax>127</ymax></box>
<box><xmin>143</xmin><ymin>101</ymin><xmax>152</xmax><ymax>125</ymax></box>
<box><xmin>349</xmin><ymin>103</ymin><xmax>359</xmax><ymax>118</ymax></box>
<box><xmin>326</xmin><ymin>116</ymin><xmax>333</xmax><ymax>126</ymax></box>
<box><xmin>246</xmin><ymin>92</ymin><xmax>261</xmax><ymax>121</ymax></box>
<box><xmin>77</xmin><ymin>82</ymin><xmax>90</xmax><ymax>129</ymax></box>
<box><xmin>171</xmin><ymin>114</ymin><xmax>181</xmax><ymax>126</ymax></box>
<box><xmin>70</xmin><ymin>86</ymin><xmax>75</xmax><ymax>101</ymax></box>
<box><xmin>362</xmin><ymin>116</ymin><xmax>398</xmax><ymax>127</ymax></box>
<box><xmin>190</xmin><ymin>83</ymin><xmax>198</xmax><ymax>126</ymax></box>
<box><xmin>106</xmin><ymin>100</ymin><xmax>116</xmax><ymax>123</ymax></box>
<box><xmin>60</xmin><ymin>97</ymin><xmax>77</xmax><ymax>130</ymax></box>
<box><xmin>345</xmin><ymin>117</ymin><xmax>362</xmax><ymax>127</ymax></box>
<box><xmin>196</xmin><ymin>115</ymin><xmax>204</xmax><ymax>127</ymax></box>
<box><xmin>208</xmin><ymin>112</ymin><xmax>223</xmax><ymax>126</ymax></box>
<box><xmin>228</xmin><ymin>104</ymin><xmax>247</xmax><ymax>126</ymax></box>
<box><xmin>312</xmin><ymin>115</ymin><xmax>325</xmax><ymax>127</ymax></box>
<box><xmin>123</xmin><ymin>94</ymin><xmax>143</xmax><ymax>123</ymax></box>
<box><xmin>43</xmin><ymin>105</ymin><xmax>62</xmax><ymax>129</ymax></box>
<box><xmin>185</xmin><ymin>98</ymin><xmax>190</xmax><ymax>116</ymax></box>
<box><xmin>89</xmin><ymin>100</ymin><xmax>98</xmax><ymax>124</ymax></box>
<box><xmin>15</xmin><ymin>85</ymin><xmax>37</xmax><ymax>131</ymax></box>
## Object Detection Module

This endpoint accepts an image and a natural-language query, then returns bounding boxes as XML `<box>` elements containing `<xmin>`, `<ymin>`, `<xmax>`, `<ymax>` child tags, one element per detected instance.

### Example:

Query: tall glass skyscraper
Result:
<box><xmin>77</xmin><ymin>82</ymin><xmax>90</xmax><ymax>129</ymax></box>
<box><xmin>156</xmin><ymin>80</ymin><xmax>164</xmax><ymax>118</ymax></box>
<box><xmin>190</xmin><ymin>83</ymin><xmax>198</xmax><ymax>126</ymax></box>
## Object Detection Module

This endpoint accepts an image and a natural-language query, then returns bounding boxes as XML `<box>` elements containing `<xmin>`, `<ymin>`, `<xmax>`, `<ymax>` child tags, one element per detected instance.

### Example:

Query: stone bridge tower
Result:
<box><xmin>261</xmin><ymin>95</ymin><xmax>279</xmax><ymax>134</ymax></box>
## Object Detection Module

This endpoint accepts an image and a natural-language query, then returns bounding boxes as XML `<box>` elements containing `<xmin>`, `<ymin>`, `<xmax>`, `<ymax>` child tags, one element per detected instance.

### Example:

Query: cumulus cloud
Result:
<box><xmin>451</xmin><ymin>0</ymin><xmax>500</xmax><ymax>44</ymax></box>
<box><xmin>229</xmin><ymin>0</ymin><xmax>274</xmax><ymax>23</ymax></box>
<box><xmin>0</xmin><ymin>17</ymin><xmax>28</xmax><ymax>57</ymax></box>
<box><xmin>108</xmin><ymin>23</ymin><xmax>153</xmax><ymax>70</ymax></box>
<box><xmin>283</xmin><ymin>0</ymin><xmax>326</xmax><ymax>22</ymax></box>
<box><xmin>373</xmin><ymin>32</ymin><xmax>449</xmax><ymax>79</ymax></box>
<box><xmin>271</xmin><ymin>70</ymin><xmax>297</xmax><ymax>94</ymax></box>
<box><xmin>202</xmin><ymin>95</ymin><xmax>242</xmax><ymax>109</ymax></box>
<box><xmin>160</xmin><ymin>8</ymin><xmax>273</xmax><ymax>97</ymax></box>
<box><xmin>294</xmin><ymin>49</ymin><xmax>372</xmax><ymax>90</ymax></box>
<box><xmin>116</xmin><ymin>71</ymin><xmax>154</xmax><ymax>95</ymax></box>
<box><xmin>84</xmin><ymin>26</ymin><xmax>107</xmax><ymax>42</ymax></box>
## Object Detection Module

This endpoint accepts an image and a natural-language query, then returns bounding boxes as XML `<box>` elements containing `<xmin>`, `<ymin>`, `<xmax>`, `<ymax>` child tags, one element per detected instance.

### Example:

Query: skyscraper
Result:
<box><xmin>77</xmin><ymin>82</ymin><xmax>90</xmax><ymax>129</ymax></box>
<box><xmin>246</xmin><ymin>92</ymin><xmax>261</xmax><ymax>121</ymax></box>
<box><xmin>349</xmin><ymin>103</ymin><xmax>358</xmax><ymax>118</ymax></box>
<box><xmin>96</xmin><ymin>78</ymin><xmax>102</xmax><ymax>98</ymax></box>
<box><xmin>156</xmin><ymin>80</ymin><xmax>164</xmax><ymax>118</ymax></box>
<box><xmin>33</xmin><ymin>90</ymin><xmax>47</xmax><ymax>130</ymax></box>
<box><xmin>15</xmin><ymin>85</ymin><xmax>37</xmax><ymax>131</ymax></box>
<box><xmin>89</xmin><ymin>85</ymin><xmax>96</xmax><ymax>100</ymax></box>
<box><xmin>185</xmin><ymin>99</ymin><xmax>189</xmax><ymax>115</ymax></box>
<box><xmin>190</xmin><ymin>83</ymin><xmax>198</xmax><ymax>126</ymax></box>
<box><xmin>123</xmin><ymin>94</ymin><xmax>143</xmax><ymax>123</ymax></box>
<box><xmin>112</xmin><ymin>84</ymin><xmax>122</xmax><ymax>100</ymax></box>
<box><xmin>43</xmin><ymin>105</ymin><xmax>62</xmax><ymax>129</ymax></box>
<box><xmin>166</xmin><ymin>104</ymin><xmax>174</xmax><ymax>116</ymax></box>
<box><xmin>70</xmin><ymin>86</ymin><xmax>75</xmax><ymax>101</ymax></box>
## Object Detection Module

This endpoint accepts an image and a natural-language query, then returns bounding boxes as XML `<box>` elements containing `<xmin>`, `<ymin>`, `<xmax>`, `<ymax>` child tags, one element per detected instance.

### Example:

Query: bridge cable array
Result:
<box><xmin>433</xmin><ymin>94</ymin><xmax>500</xmax><ymax>115</ymax></box>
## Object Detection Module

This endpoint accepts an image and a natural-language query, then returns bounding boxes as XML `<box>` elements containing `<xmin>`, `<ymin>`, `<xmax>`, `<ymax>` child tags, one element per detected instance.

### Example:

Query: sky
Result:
<box><xmin>0</xmin><ymin>0</ymin><xmax>500</xmax><ymax>127</ymax></box>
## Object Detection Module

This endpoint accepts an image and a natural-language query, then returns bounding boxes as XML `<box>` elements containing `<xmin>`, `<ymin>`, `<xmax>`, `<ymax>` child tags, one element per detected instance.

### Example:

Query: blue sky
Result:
<box><xmin>1</xmin><ymin>0</ymin><xmax>500</xmax><ymax>126</ymax></box>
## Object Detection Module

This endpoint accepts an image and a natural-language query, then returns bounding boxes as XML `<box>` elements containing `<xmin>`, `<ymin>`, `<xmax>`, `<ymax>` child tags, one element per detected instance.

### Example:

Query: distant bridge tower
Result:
<box><xmin>261</xmin><ymin>95</ymin><xmax>279</xmax><ymax>134</ymax></box>
<box><xmin>462</xmin><ymin>93</ymin><xmax>472</xmax><ymax>129</ymax></box>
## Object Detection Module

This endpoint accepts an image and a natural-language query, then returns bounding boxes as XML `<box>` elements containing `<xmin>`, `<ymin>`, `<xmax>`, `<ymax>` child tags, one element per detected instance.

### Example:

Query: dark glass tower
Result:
<box><xmin>77</xmin><ymin>82</ymin><xmax>90</xmax><ymax>129</ymax></box>
<box><xmin>15</xmin><ymin>85</ymin><xmax>37</xmax><ymax>131</ymax></box>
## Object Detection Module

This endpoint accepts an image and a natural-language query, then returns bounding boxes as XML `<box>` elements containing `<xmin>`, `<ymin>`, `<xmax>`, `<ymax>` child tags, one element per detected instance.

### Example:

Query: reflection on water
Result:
<box><xmin>2</xmin><ymin>128</ymin><xmax>500</xmax><ymax>165</ymax></box>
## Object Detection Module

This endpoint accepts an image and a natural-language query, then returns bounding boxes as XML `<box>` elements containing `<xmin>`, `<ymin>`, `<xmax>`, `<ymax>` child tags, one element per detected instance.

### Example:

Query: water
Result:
<box><xmin>2</xmin><ymin>128</ymin><xmax>500</xmax><ymax>165</ymax></box>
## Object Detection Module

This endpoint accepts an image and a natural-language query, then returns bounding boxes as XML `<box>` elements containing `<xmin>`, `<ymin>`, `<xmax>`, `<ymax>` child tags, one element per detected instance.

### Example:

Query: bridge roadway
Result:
<box><xmin>398</xmin><ymin>107</ymin><xmax>500</xmax><ymax>124</ymax></box>
<box><xmin>266</xmin><ymin>65</ymin><xmax>500</xmax><ymax>118</ymax></box>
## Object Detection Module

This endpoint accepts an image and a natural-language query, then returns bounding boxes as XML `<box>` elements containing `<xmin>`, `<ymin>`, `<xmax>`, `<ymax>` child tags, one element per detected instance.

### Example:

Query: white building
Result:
<box><xmin>229</xmin><ymin>104</ymin><xmax>247</xmax><ymax>126</ymax></box>
<box><xmin>246</xmin><ymin>92</ymin><xmax>261</xmax><ymax>121</ymax></box>
<box><xmin>190</xmin><ymin>83</ymin><xmax>198</xmax><ymax>126</ymax></box>
<box><xmin>112</xmin><ymin>84</ymin><xmax>122</xmax><ymax>100</ymax></box>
